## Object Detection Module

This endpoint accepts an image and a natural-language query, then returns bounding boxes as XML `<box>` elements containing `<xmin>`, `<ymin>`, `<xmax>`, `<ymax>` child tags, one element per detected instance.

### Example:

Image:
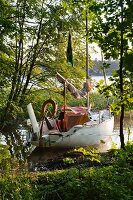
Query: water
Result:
<box><xmin>92</xmin><ymin>76</ymin><xmax>110</xmax><ymax>84</ymax></box>
<box><xmin>0</xmin><ymin>133</ymin><xmax>6</xmax><ymax>145</ymax></box>
<box><xmin>90</xmin><ymin>76</ymin><xmax>111</xmax><ymax>92</ymax></box>
<box><xmin>0</xmin><ymin>125</ymin><xmax>33</xmax><ymax>164</ymax></box>
<box><xmin>112</xmin><ymin>113</ymin><xmax>133</xmax><ymax>148</ymax></box>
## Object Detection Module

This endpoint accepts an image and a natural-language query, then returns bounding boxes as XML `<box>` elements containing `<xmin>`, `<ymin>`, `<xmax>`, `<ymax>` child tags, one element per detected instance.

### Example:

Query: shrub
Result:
<box><xmin>1</xmin><ymin>144</ymin><xmax>133</xmax><ymax>200</ymax></box>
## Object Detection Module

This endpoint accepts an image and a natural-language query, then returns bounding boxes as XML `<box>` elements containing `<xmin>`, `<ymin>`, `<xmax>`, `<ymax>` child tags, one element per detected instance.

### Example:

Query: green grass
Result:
<box><xmin>1</xmin><ymin>144</ymin><xmax>133</xmax><ymax>200</ymax></box>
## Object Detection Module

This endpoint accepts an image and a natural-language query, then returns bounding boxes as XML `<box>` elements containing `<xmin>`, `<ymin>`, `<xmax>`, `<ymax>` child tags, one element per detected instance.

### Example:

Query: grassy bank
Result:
<box><xmin>1</xmin><ymin>144</ymin><xmax>133</xmax><ymax>200</ymax></box>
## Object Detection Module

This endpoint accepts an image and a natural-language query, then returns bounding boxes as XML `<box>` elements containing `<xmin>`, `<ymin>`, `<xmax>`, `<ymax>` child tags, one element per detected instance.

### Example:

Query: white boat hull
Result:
<box><xmin>56</xmin><ymin>116</ymin><xmax>114</xmax><ymax>147</ymax></box>
<box><xmin>27</xmin><ymin>102</ymin><xmax>114</xmax><ymax>152</ymax></box>
<box><xmin>31</xmin><ymin>115</ymin><xmax>114</xmax><ymax>152</ymax></box>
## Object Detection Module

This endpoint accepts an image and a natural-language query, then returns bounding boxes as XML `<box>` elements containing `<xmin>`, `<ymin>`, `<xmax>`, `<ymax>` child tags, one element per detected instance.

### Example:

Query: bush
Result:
<box><xmin>1</xmin><ymin>145</ymin><xmax>133</xmax><ymax>200</ymax></box>
<box><xmin>0</xmin><ymin>144</ymin><xmax>11</xmax><ymax>172</ymax></box>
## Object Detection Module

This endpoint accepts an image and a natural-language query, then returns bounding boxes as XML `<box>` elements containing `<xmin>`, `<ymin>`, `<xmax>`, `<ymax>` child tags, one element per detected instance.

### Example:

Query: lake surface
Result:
<box><xmin>112</xmin><ymin>113</ymin><xmax>133</xmax><ymax>148</ymax></box>
<box><xmin>92</xmin><ymin>75</ymin><xmax>110</xmax><ymax>83</ymax></box>
<box><xmin>91</xmin><ymin>75</ymin><xmax>111</xmax><ymax>92</ymax></box>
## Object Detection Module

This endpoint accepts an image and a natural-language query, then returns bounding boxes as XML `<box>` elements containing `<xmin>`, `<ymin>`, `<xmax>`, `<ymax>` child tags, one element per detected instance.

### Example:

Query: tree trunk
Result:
<box><xmin>119</xmin><ymin>0</ymin><xmax>125</xmax><ymax>149</ymax></box>
<box><xmin>120</xmin><ymin>104</ymin><xmax>125</xmax><ymax>149</ymax></box>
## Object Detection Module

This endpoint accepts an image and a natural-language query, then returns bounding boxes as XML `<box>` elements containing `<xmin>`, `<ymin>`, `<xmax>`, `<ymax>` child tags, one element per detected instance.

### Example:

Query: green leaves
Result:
<box><xmin>96</xmin><ymin>69</ymin><xmax>133</xmax><ymax>114</ymax></box>
<box><xmin>89</xmin><ymin>0</ymin><xmax>133</xmax><ymax>59</ymax></box>
<box><xmin>123</xmin><ymin>49</ymin><xmax>133</xmax><ymax>72</ymax></box>
<box><xmin>2</xmin><ymin>144</ymin><xmax>133</xmax><ymax>199</ymax></box>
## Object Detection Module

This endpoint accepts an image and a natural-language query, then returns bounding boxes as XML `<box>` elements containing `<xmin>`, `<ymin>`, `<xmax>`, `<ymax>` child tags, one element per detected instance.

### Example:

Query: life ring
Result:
<box><xmin>42</xmin><ymin>99</ymin><xmax>57</xmax><ymax>118</ymax></box>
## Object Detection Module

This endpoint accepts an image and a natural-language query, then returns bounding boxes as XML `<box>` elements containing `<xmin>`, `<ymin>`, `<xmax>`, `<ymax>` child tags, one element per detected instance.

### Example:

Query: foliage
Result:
<box><xmin>0</xmin><ymin>144</ymin><xmax>11</xmax><ymax>172</ymax></box>
<box><xmin>88</xmin><ymin>0</ymin><xmax>133</xmax><ymax>136</ymax></box>
<box><xmin>1</xmin><ymin>0</ymin><xmax>132</xmax><ymax>124</ymax></box>
<box><xmin>96</xmin><ymin>69</ymin><xmax>133</xmax><ymax>114</ymax></box>
<box><xmin>0</xmin><ymin>142</ymin><xmax>29</xmax><ymax>174</ymax></box>
<box><xmin>89</xmin><ymin>92</ymin><xmax>113</xmax><ymax>111</ymax></box>
<box><xmin>124</xmin><ymin>49</ymin><xmax>133</xmax><ymax>72</ymax></box>
<box><xmin>89</xmin><ymin>0</ymin><xmax>133</xmax><ymax>58</ymax></box>
<box><xmin>64</xmin><ymin>91</ymin><xmax>113</xmax><ymax>111</ymax></box>
<box><xmin>73</xmin><ymin>146</ymin><xmax>101</xmax><ymax>163</ymax></box>
<box><xmin>63</xmin><ymin>146</ymin><xmax>100</xmax><ymax>167</ymax></box>
<box><xmin>0</xmin><ymin>0</ymin><xmax>88</xmax><ymax>123</ymax></box>
<box><xmin>63</xmin><ymin>157</ymin><xmax>75</xmax><ymax>165</ymax></box>
<box><xmin>1</xmin><ymin>144</ymin><xmax>133</xmax><ymax>199</ymax></box>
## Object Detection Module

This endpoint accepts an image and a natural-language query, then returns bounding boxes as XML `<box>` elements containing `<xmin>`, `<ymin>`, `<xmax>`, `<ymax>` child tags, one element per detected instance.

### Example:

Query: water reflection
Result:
<box><xmin>112</xmin><ymin>113</ymin><xmax>133</xmax><ymax>148</ymax></box>
<box><xmin>0</xmin><ymin>125</ymin><xmax>33</xmax><ymax>163</ymax></box>
<box><xmin>0</xmin><ymin>133</ymin><xmax>6</xmax><ymax>145</ymax></box>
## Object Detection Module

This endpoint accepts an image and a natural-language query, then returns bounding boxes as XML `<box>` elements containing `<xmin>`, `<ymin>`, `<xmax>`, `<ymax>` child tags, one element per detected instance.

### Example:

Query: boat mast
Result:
<box><xmin>86</xmin><ymin>10</ymin><xmax>90</xmax><ymax>110</ymax></box>
<box><xmin>64</xmin><ymin>81</ymin><xmax>66</xmax><ymax>113</ymax></box>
